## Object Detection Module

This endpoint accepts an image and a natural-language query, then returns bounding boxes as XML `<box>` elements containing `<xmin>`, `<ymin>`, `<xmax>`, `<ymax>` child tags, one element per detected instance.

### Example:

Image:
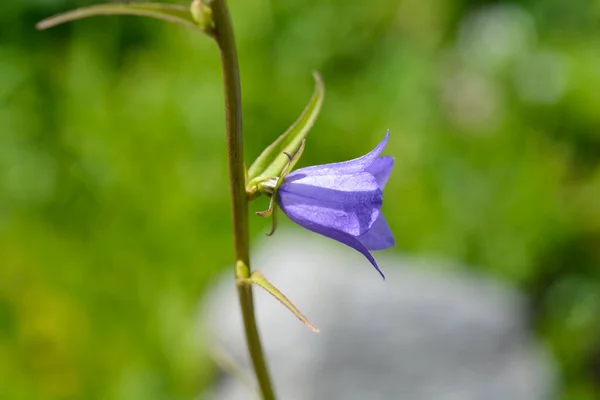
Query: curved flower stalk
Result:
<box><xmin>276</xmin><ymin>131</ymin><xmax>395</xmax><ymax>279</ymax></box>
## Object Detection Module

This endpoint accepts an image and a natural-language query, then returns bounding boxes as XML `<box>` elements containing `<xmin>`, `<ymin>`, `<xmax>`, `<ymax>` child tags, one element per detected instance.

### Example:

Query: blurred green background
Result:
<box><xmin>1</xmin><ymin>0</ymin><xmax>600</xmax><ymax>398</ymax></box>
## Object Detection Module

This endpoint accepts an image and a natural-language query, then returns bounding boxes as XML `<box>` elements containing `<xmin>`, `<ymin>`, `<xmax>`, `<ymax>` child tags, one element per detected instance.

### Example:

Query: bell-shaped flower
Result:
<box><xmin>276</xmin><ymin>131</ymin><xmax>394</xmax><ymax>279</ymax></box>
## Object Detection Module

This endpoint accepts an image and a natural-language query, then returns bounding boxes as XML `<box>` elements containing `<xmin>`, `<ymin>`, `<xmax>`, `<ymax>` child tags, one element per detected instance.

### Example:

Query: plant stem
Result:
<box><xmin>208</xmin><ymin>0</ymin><xmax>276</xmax><ymax>398</ymax></box>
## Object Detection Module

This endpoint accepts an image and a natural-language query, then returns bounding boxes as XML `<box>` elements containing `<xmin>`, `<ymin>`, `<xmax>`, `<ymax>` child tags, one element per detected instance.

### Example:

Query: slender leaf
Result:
<box><xmin>247</xmin><ymin>72</ymin><xmax>325</xmax><ymax>182</ymax></box>
<box><xmin>246</xmin><ymin>270</ymin><xmax>320</xmax><ymax>333</ymax></box>
<box><xmin>36</xmin><ymin>3</ymin><xmax>204</xmax><ymax>32</ymax></box>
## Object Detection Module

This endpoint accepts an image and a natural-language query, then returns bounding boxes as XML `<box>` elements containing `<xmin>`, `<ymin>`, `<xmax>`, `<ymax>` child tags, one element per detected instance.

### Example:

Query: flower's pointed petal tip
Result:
<box><xmin>287</xmin><ymin>222</ymin><xmax>387</xmax><ymax>280</ymax></box>
<box><xmin>382</xmin><ymin>129</ymin><xmax>390</xmax><ymax>145</ymax></box>
<box><xmin>364</xmin><ymin>250</ymin><xmax>386</xmax><ymax>280</ymax></box>
<box><xmin>359</xmin><ymin>250</ymin><xmax>386</xmax><ymax>280</ymax></box>
<box><xmin>371</xmin><ymin>129</ymin><xmax>390</xmax><ymax>155</ymax></box>
<box><xmin>375</xmin><ymin>265</ymin><xmax>386</xmax><ymax>281</ymax></box>
<box><xmin>349</xmin><ymin>248</ymin><xmax>387</xmax><ymax>280</ymax></box>
<box><xmin>285</xmin><ymin>129</ymin><xmax>392</xmax><ymax>179</ymax></box>
<box><xmin>359</xmin><ymin>129</ymin><xmax>390</xmax><ymax>165</ymax></box>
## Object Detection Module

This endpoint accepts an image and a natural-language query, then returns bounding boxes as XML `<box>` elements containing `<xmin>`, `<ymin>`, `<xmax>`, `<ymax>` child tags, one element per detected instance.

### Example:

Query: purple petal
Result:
<box><xmin>365</xmin><ymin>156</ymin><xmax>394</xmax><ymax>189</ymax></box>
<box><xmin>281</xmin><ymin>215</ymin><xmax>386</xmax><ymax>279</ymax></box>
<box><xmin>278</xmin><ymin>172</ymin><xmax>382</xmax><ymax>236</ymax></box>
<box><xmin>286</xmin><ymin>130</ymin><xmax>390</xmax><ymax>179</ymax></box>
<box><xmin>357</xmin><ymin>213</ymin><xmax>395</xmax><ymax>250</ymax></box>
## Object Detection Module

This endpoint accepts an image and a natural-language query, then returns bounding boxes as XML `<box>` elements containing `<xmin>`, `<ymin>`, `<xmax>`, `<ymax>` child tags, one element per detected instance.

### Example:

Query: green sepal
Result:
<box><xmin>36</xmin><ymin>2</ymin><xmax>210</xmax><ymax>34</ymax></box>
<box><xmin>256</xmin><ymin>202</ymin><xmax>278</xmax><ymax>236</ymax></box>
<box><xmin>238</xmin><ymin>270</ymin><xmax>320</xmax><ymax>333</ymax></box>
<box><xmin>247</xmin><ymin>72</ymin><xmax>325</xmax><ymax>188</ymax></box>
<box><xmin>255</xmin><ymin>139</ymin><xmax>306</xmax><ymax>236</ymax></box>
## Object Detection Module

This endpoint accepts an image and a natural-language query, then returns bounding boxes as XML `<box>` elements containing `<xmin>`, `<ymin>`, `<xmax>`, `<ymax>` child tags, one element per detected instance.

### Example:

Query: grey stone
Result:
<box><xmin>201</xmin><ymin>230</ymin><xmax>558</xmax><ymax>400</ymax></box>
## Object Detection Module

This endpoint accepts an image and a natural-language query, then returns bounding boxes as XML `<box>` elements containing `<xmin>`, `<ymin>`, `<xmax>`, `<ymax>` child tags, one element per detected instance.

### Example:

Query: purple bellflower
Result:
<box><xmin>276</xmin><ymin>131</ymin><xmax>394</xmax><ymax>279</ymax></box>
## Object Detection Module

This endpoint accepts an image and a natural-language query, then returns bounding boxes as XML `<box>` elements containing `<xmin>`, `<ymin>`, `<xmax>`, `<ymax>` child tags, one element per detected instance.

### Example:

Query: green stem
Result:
<box><xmin>208</xmin><ymin>0</ymin><xmax>276</xmax><ymax>398</ymax></box>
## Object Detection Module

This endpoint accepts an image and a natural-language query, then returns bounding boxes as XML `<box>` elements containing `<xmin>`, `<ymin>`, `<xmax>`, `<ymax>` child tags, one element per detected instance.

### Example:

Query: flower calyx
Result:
<box><xmin>248</xmin><ymin>140</ymin><xmax>306</xmax><ymax>236</ymax></box>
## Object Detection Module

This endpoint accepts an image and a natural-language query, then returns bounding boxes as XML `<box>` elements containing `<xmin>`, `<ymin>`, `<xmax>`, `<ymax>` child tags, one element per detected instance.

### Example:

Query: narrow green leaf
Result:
<box><xmin>36</xmin><ymin>3</ymin><xmax>206</xmax><ymax>33</ymax></box>
<box><xmin>248</xmin><ymin>271</ymin><xmax>320</xmax><ymax>333</ymax></box>
<box><xmin>247</xmin><ymin>72</ymin><xmax>325</xmax><ymax>183</ymax></box>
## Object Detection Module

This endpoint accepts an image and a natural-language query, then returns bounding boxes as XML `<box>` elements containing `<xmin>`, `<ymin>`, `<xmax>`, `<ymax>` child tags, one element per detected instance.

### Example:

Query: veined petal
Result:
<box><xmin>366</xmin><ymin>156</ymin><xmax>394</xmax><ymax>189</ymax></box>
<box><xmin>286</xmin><ymin>130</ymin><xmax>390</xmax><ymax>178</ymax></box>
<box><xmin>283</xmin><ymin>217</ymin><xmax>386</xmax><ymax>279</ymax></box>
<box><xmin>278</xmin><ymin>172</ymin><xmax>382</xmax><ymax>236</ymax></box>
<box><xmin>357</xmin><ymin>213</ymin><xmax>395</xmax><ymax>250</ymax></box>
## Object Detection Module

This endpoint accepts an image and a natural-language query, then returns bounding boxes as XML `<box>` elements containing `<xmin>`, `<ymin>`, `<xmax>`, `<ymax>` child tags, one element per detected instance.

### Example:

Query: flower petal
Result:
<box><xmin>282</xmin><ymin>217</ymin><xmax>386</xmax><ymax>279</ymax></box>
<box><xmin>278</xmin><ymin>172</ymin><xmax>382</xmax><ymax>236</ymax></box>
<box><xmin>357</xmin><ymin>213</ymin><xmax>395</xmax><ymax>250</ymax></box>
<box><xmin>286</xmin><ymin>130</ymin><xmax>390</xmax><ymax>178</ymax></box>
<box><xmin>365</xmin><ymin>156</ymin><xmax>394</xmax><ymax>189</ymax></box>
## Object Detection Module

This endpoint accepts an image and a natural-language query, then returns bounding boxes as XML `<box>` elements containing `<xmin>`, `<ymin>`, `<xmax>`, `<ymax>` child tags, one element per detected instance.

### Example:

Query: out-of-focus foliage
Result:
<box><xmin>1</xmin><ymin>0</ymin><xmax>599</xmax><ymax>399</ymax></box>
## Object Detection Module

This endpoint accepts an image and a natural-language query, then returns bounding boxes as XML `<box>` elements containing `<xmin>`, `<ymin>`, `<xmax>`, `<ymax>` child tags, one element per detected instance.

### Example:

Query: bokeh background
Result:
<box><xmin>1</xmin><ymin>0</ymin><xmax>600</xmax><ymax>398</ymax></box>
